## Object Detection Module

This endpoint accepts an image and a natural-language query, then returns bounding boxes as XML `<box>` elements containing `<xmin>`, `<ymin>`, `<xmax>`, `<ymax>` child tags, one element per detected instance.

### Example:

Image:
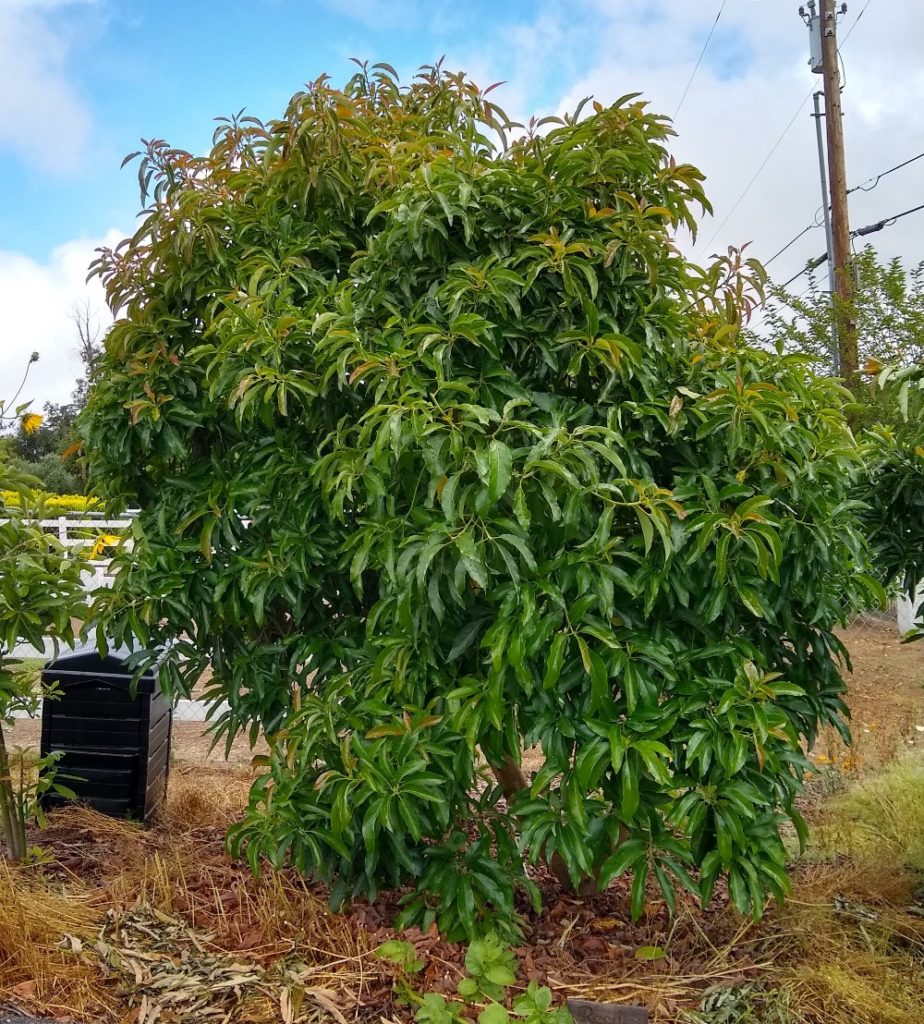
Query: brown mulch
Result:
<box><xmin>22</xmin><ymin>795</ymin><xmax>758</xmax><ymax>1023</ymax></box>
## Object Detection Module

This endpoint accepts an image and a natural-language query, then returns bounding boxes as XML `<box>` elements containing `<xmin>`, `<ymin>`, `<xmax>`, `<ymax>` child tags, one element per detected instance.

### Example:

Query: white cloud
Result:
<box><xmin>0</xmin><ymin>230</ymin><xmax>121</xmax><ymax>408</ymax></box>
<box><xmin>0</xmin><ymin>0</ymin><xmax>96</xmax><ymax>171</ymax></box>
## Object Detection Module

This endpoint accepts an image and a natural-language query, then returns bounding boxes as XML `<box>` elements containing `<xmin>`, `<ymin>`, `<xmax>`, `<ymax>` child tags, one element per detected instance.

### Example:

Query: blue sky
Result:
<box><xmin>2</xmin><ymin>0</ymin><xmax>596</xmax><ymax>258</ymax></box>
<box><xmin>0</xmin><ymin>0</ymin><xmax>777</xmax><ymax>260</ymax></box>
<box><xmin>1</xmin><ymin>0</ymin><xmax>920</xmax><ymax>404</ymax></box>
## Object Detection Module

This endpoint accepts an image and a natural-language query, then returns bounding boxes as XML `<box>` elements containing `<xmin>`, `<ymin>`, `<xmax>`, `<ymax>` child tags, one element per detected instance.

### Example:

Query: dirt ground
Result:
<box><xmin>823</xmin><ymin>617</ymin><xmax>924</xmax><ymax>761</ymax></box>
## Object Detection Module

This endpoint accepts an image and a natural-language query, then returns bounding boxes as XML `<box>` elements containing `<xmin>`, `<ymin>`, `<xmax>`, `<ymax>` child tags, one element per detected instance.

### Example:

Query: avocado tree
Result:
<box><xmin>82</xmin><ymin>63</ymin><xmax>880</xmax><ymax>938</ymax></box>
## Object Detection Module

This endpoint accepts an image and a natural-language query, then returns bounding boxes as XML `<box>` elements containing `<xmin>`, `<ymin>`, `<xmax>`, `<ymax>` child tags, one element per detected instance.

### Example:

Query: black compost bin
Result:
<box><xmin>40</xmin><ymin>643</ymin><xmax>172</xmax><ymax>820</ymax></box>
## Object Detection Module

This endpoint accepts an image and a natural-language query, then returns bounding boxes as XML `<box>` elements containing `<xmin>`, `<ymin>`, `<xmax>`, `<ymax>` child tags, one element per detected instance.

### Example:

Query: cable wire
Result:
<box><xmin>697</xmin><ymin>88</ymin><xmax>813</xmax><ymax>255</ymax></box>
<box><xmin>853</xmin><ymin>201</ymin><xmax>924</xmax><ymax>237</ymax></box>
<box><xmin>775</xmin><ymin>199</ymin><xmax>924</xmax><ymax>289</ymax></box>
<box><xmin>848</xmin><ymin>150</ymin><xmax>924</xmax><ymax>196</ymax></box>
<box><xmin>698</xmin><ymin>0</ymin><xmax>874</xmax><ymax>258</ymax></box>
<box><xmin>810</xmin><ymin>148</ymin><xmax>924</xmax><ymax>224</ymax></box>
<box><xmin>674</xmin><ymin>0</ymin><xmax>727</xmax><ymax>118</ymax></box>
<box><xmin>764</xmin><ymin>223</ymin><xmax>818</xmax><ymax>268</ymax></box>
<box><xmin>842</xmin><ymin>0</ymin><xmax>874</xmax><ymax>43</ymax></box>
<box><xmin>780</xmin><ymin>253</ymin><xmax>828</xmax><ymax>290</ymax></box>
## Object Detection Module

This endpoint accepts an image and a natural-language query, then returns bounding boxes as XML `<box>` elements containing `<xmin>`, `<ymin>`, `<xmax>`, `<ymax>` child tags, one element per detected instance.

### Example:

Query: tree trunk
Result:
<box><xmin>0</xmin><ymin>723</ymin><xmax>24</xmax><ymax>862</ymax></box>
<box><xmin>491</xmin><ymin>754</ymin><xmax>587</xmax><ymax>894</ymax></box>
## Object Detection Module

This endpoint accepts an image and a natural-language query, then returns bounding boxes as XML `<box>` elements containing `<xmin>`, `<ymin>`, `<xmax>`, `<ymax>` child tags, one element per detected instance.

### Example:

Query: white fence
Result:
<box><xmin>46</xmin><ymin>515</ymin><xmax>135</xmax><ymax>589</ymax></box>
<box><xmin>0</xmin><ymin>512</ymin><xmax>137</xmax><ymax>591</ymax></box>
<box><xmin>3</xmin><ymin>512</ymin><xmax>134</xmax><ymax>660</ymax></box>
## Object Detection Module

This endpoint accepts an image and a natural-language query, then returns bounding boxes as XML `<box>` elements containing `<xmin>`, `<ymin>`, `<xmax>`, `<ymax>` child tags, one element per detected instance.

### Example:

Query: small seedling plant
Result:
<box><xmin>0</xmin><ymin>664</ymin><xmax>79</xmax><ymax>863</ymax></box>
<box><xmin>377</xmin><ymin>934</ymin><xmax>571</xmax><ymax>1024</ymax></box>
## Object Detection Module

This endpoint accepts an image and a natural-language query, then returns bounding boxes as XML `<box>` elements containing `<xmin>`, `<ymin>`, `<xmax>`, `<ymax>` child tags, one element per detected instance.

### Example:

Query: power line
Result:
<box><xmin>780</xmin><ymin>252</ymin><xmax>828</xmax><ymax>290</ymax></box>
<box><xmin>848</xmin><ymin>150</ymin><xmax>924</xmax><ymax>195</ymax></box>
<box><xmin>698</xmin><ymin>0</ymin><xmax>874</xmax><ymax>258</ymax></box>
<box><xmin>764</xmin><ymin>223</ymin><xmax>818</xmax><ymax>267</ymax></box>
<box><xmin>841</xmin><ymin>0</ymin><xmax>874</xmax><ymax>42</ymax></box>
<box><xmin>675</xmin><ymin>0</ymin><xmax>727</xmax><ymax>118</ymax></box>
<box><xmin>853</xmin><ymin>200</ymin><xmax>924</xmax><ymax>237</ymax></box>
<box><xmin>775</xmin><ymin>199</ymin><xmax>924</xmax><ymax>289</ymax></box>
<box><xmin>697</xmin><ymin>88</ymin><xmax>813</xmax><ymax>255</ymax></box>
<box><xmin>809</xmin><ymin>149</ymin><xmax>924</xmax><ymax>225</ymax></box>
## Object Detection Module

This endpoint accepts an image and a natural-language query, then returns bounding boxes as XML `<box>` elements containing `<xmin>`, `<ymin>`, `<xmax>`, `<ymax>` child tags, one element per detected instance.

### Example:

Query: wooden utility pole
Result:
<box><xmin>819</xmin><ymin>0</ymin><xmax>858</xmax><ymax>383</ymax></box>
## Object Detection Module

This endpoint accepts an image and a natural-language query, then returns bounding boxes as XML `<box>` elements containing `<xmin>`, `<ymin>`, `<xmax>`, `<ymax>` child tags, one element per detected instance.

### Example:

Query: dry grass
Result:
<box><xmin>775</xmin><ymin>862</ymin><xmax>924</xmax><ymax>1024</ymax></box>
<box><xmin>3</xmin><ymin>760</ymin><xmax>923</xmax><ymax>1024</ymax></box>
<box><xmin>813</xmin><ymin>756</ymin><xmax>924</xmax><ymax>870</ymax></box>
<box><xmin>156</xmin><ymin>763</ymin><xmax>254</xmax><ymax>832</ymax></box>
<box><xmin>763</xmin><ymin>754</ymin><xmax>924</xmax><ymax>1024</ymax></box>
<box><xmin>0</xmin><ymin>860</ymin><xmax>116</xmax><ymax>1022</ymax></box>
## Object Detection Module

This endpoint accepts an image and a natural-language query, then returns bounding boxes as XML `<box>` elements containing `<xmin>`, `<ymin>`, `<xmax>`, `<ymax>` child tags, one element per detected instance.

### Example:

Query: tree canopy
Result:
<box><xmin>83</xmin><ymin>63</ymin><xmax>881</xmax><ymax>938</ymax></box>
<box><xmin>764</xmin><ymin>248</ymin><xmax>924</xmax><ymax>607</ymax></box>
<box><xmin>765</xmin><ymin>246</ymin><xmax>924</xmax><ymax>375</ymax></box>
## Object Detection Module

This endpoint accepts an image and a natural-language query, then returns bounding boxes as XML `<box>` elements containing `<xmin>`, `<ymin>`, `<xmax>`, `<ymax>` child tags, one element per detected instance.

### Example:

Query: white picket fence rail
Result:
<box><xmin>0</xmin><ymin>512</ymin><xmax>137</xmax><ymax>589</ymax></box>
<box><xmin>3</xmin><ymin>511</ymin><xmax>218</xmax><ymax>721</ymax></box>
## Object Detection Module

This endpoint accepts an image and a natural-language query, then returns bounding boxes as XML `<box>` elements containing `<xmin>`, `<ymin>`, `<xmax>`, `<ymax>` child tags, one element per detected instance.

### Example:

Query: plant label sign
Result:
<box><xmin>567</xmin><ymin>999</ymin><xmax>649</xmax><ymax>1024</ymax></box>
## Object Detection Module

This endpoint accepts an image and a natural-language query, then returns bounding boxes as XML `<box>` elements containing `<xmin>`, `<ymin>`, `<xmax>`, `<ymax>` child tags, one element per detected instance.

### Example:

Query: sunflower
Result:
<box><xmin>20</xmin><ymin>412</ymin><xmax>43</xmax><ymax>434</ymax></box>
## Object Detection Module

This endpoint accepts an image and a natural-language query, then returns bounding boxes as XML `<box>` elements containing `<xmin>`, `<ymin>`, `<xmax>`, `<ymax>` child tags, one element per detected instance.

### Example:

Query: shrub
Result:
<box><xmin>83</xmin><ymin>63</ymin><xmax>880</xmax><ymax>936</ymax></box>
<box><xmin>0</xmin><ymin>456</ymin><xmax>88</xmax><ymax>862</ymax></box>
<box><xmin>0</xmin><ymin>491</ymin><xmax>103</xmax><ymax>514</ymax></box>
<box><xmin>856</xmin><ymin>364</ymin><xmax>924</xmax><ymax>604</ymax></box>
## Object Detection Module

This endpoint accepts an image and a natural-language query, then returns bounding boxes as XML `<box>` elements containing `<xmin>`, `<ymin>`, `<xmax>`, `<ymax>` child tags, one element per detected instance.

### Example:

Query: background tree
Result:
<box><xmin>83</xmin><ymin>64</ymin><xmax>881</xmax><ymax>938</ymax></box>
<box><xmin>856</xmin><ymin>363</ymin><xmax>924</xmax><ymax>632</ymax></box>
<box><xmin>2</xmin><ymin>302</ymin><xmax>102</xmax><ymax>494</ymax></box>
<box><xmin>764</xmin><ymin>246</ymin><xmax>924</xmax><ymax>373</ymax></box>
<box><xmin>764</xmin><ymin>250</ymin><xmax>924</xmax><ymax>620</ymax></box>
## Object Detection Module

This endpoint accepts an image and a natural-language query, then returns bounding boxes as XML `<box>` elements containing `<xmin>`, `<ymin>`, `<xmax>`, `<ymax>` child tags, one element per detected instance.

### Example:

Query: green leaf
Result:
<box><xmin>543</xmin><ymin>633</ymin><xmax>567</xmax><ymax>690</ymax></box>
<box><xmin>513</xmin><ymin>485</ymin><xmax>531</xmax><ymax>529</ymax></box>
<box><xmin>458</xmin><ymin>978</ymin><xmax>479</xmax><ymax>999</ymax></box>
<box><xmin>448</xmin><ymin>619</ymin><xmax>485</xmax><ymax>660</ymax></box>
<box><xmin>630</xmin><ymin>860</ymin><xmax>649</xmax><ymax>920</ymax></box>
<box><xmin>635</xmin><ymin>507</ymin><xmax>654</xmax><ymax>554</ymax></box>
<box><xmin>498</xmin><ymin>533</ymin><xmax>537</xmax><ymax>572</ymax></box>
<box><xmin>598</xmin><ymin>837</ymin><xmax>645</xmax><ymax>887</ymax></box>
<box><xmin>487</xmin><ymin>439</ymin><xmax>513</xmax><ymax>503</ymax></box>
<box><xmin>485</xmin><ymin>965</ymin><xmax>517</xmax><ymax>987</ymax></box>
<box><xmin>621</xmin><ymin>753</ymin><xmax>640</xmax><ymax>819</ymax></box>
<box><xmin>576</xmin><ymin>635</ymin><xmax>592</xmax><ymax>674</ymax></box>
<box><xmin>478</xmin><ymin>1003</ymin><xmax>510</xmax><ymax>1024</ymax></box>
<box><xmin>715</xmin><ymin>532</ymin><xmax>730</xmax><ymax>582</ymax></box>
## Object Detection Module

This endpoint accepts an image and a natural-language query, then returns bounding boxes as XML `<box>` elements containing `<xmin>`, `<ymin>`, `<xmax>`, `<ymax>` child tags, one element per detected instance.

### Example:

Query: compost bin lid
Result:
<box><xmin>41</xmin><ymin>640</ymin><xmax>162</xmax><ymax>693</ymax></box>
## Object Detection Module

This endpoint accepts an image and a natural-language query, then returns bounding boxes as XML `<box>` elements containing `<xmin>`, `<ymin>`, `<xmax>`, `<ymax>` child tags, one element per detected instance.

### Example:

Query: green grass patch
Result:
<box><xmin>815</xmin><ymin>754</ymin><xmax>924</xmax><ymax>869</ymax></box>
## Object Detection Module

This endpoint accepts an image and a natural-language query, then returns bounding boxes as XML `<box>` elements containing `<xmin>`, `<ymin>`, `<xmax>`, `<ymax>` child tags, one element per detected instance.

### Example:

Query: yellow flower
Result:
<box><xmin>89</xmin><ymin>533</ymin><xmax>122</xmax><ymax>558</ymax></box>
<box><xmin>20</xmin><ymin>412</ymin><xmax>43</xmax><ymax>434</ymax></box>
